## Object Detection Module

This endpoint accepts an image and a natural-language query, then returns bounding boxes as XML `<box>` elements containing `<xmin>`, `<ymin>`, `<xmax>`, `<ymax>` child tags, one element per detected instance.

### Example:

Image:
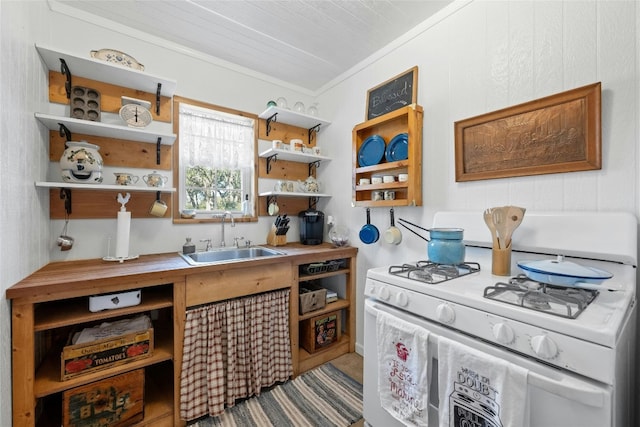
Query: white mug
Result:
<box><xmin>371</xmin><ymin>176</ymin><xmax>383</xmax><ymax>184</ymax></box>
<box><xmin>398</xmin><ymin>173</ymin><xmax>409</xmax><ymax>182</ymax></box>
<box><xmin>359</xmin><ymin>178</ymin><xmax>371</xmax><ymax>186</ymax></box>
<box><xmin>383</xmin><ymin>175</ymin><xmax>395</xmax><ymax>183</ymax></box>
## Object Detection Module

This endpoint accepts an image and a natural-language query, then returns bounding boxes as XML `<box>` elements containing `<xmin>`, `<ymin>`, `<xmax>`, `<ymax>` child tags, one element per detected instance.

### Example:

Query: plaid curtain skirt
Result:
<box><xmin>180</xmin><ymin>289</ymin><xmax>293</xmax><ymax>421</ymax></box>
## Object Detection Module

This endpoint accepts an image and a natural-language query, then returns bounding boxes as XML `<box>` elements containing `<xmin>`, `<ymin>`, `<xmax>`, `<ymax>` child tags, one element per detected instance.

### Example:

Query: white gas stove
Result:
<box><xmin>363</xmin><ymin>211</ymin><xmax>637</xmax><ymax>427</ymax></box>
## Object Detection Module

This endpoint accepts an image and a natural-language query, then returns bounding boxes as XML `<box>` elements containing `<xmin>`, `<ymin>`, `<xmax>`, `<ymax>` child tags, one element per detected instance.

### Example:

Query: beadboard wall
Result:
<box><xmin>314</xmin><ymin>0</ymin><xmax>639</xmax><ymax>352</ymax></box>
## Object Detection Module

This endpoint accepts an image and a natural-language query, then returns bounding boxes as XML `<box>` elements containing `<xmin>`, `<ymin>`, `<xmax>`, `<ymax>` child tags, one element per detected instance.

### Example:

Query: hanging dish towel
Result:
<box><xmin>438</xmin><ymin>335</ymin><xmax>529</xmax><ymax>427</ymax></box>
<box><xmin>376</xmin><ymin>310</ymin><xmax>430</xmax><ymax>427</ymax></box>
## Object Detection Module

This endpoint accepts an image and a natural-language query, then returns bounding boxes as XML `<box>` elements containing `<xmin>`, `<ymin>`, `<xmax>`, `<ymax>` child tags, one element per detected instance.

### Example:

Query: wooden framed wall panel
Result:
<box><xmin>454</xmin><ymin>82</ymin><xmax>601</xmax><ymax>182</ymax></box>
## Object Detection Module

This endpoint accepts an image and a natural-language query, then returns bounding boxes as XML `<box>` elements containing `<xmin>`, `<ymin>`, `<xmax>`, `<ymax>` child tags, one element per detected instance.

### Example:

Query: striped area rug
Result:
<box><xmin>193</xmin><ymin>363</ymin><xmax>363</xmax><ymax>427</ymax></box>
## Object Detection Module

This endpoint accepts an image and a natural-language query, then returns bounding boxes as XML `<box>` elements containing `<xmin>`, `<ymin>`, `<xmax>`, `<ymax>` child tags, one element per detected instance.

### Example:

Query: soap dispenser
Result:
<box><xmin>183</xmin><ymin>237</ymin><xmax>196</xmax><ymax>254</ymax></box>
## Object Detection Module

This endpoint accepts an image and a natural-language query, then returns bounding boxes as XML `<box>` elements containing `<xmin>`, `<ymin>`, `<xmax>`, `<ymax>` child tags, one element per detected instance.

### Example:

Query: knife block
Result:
<box><xmin>267</xmin><ymin>226</ymin><xmax>287</xmax><ymax>246</ymax></box>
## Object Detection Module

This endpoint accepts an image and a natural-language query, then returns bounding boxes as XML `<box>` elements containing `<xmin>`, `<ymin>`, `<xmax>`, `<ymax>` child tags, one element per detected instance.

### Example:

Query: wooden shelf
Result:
<box><xmin>298</xmin><ymin>334</ymin><xmax>351</xmax><ymax>373</ymax></box>
<box><xmin>34</xmin><ymin>286</ymin><xmax>173</xmax><ymax>332</ymax></box>
<box><xmin>35</xmin><ymin>44</ymin><xmax>177</xmax><ymax>97</ymax></box>
<box><xmin>34</xmin><ymin>331</ymin><xmax>173</xmax><ymax>398</ymax></box>
<box><xmin>298</xmin><ymin>299</ymin><xmax>350</xmax><ymax>321</ymax></box>
<box><xmin>299</xmin><ymin>268</ymin><xmax>351</xmax><ymax>282</ymax></box>
<box><xmin>35</xmin><ymin>113</ymin><xmax>176</xmax><ymax>145</ymax></box>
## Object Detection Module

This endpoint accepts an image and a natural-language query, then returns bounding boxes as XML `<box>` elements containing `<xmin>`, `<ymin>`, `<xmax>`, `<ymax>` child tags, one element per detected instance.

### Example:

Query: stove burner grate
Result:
<box><xmin>388</xmin><ymin>261</ymin><xmax>480</xmax><ymax>284</ymax></box>
<box><xmin>483</xmin><ymin>274</ymin><xmax>598</xmax><ymax>319</ymax></box>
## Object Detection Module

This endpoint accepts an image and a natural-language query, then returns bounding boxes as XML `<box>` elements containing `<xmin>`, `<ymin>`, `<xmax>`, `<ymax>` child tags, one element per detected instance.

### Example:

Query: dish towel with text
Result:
<box><xmin>438</xmin><ymin>335</ymin><xmax>529</xmax><ymax>427</ymax></box>
<box><xmin>376</xmin><ymin>310</ymin><xmax>430</xmax><ymax>427</ymax></box>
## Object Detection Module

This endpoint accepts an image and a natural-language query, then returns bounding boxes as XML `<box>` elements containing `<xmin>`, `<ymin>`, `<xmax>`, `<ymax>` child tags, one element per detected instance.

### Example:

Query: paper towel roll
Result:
<box><xmin>115</xmin><ymin>210</ymin><xmax>131</xmax><ymax>258</ymax></box>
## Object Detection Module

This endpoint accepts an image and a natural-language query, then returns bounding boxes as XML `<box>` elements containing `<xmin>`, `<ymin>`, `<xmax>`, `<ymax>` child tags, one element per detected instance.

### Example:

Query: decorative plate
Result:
<box><xmin>90</xmin><ymin>49</ymin><xmax>145</xmax><ymax>71</ymax></box>
<box><xmin>385</xmin><ymin>133</ymin><xmax>408</xmax><ymax>162</ymax></box>
<box><xmin>358</xmin><ymin>135</ymin><xmax>385</xmax><ymax>167</ymax></box>
<box><xmin>119</xmin><ymin>104</ymin><xmax>153</xmax><ymax>128</ymax></box>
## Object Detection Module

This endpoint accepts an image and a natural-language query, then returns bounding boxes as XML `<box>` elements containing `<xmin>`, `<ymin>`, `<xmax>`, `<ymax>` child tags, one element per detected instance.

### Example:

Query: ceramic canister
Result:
<box><xmin>427</xmin><ymin>228</ymin><xmax>465</xmax><ymax>265</ymax></box>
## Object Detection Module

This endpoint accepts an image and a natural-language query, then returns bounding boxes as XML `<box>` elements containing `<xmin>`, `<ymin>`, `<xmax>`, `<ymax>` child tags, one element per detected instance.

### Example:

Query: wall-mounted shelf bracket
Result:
<box><xmin>265</xmin><ymin>112</ymin><xmax>278</xmax><ymax>136</ymax></box>
<box><xmin>58</xmin><ymin>123</ymin><xmax>72</xmax><ymax>142</ymax></box>
<box><xmin>156</xmin><ymin>137</ymin><xmax>162</xmax><ymax>165</ymax></box>
<box><xmin>156</xmin><ymin>83</ymin><xmax>162</xmax><ymax>115</ymax></box>
<box><xmin>60</xmin><ymin>188</ymin><xmax>72</xmax><ymax>215</ymax></box>
<box><xmin>308</xmin><ymin>124</ymin><xmax>321</xmax><ymax>143</ymax></box>
<box><xmin>308</xmin><ymin>160</ymin><xmax>321</xmax><ymax>176</ymax></box>
<box><xmin>265</xmin><ymin>153</ymin><xmax>278</xmax><ymax>174</ymax></box>
<box><xmin>308</xmin><ymin>197</ymin><xmax>319</xmax><ymax>210</ymax></box>
<box><xmin>59</xmin><ymin>58</ymin><xmax>72</xmax><ymax>99</ymax></box>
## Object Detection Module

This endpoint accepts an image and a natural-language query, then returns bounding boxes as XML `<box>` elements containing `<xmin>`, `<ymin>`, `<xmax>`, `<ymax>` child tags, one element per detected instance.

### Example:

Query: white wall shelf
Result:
<box><xmin>259</xmin><ymin>191</ymin><xmax>331</xmax><ymax>198</ymax></box>
<box><xmin>35</xmin><ymin>113</ymin><xmax>176</xmax><ymax>145</ymax></box>
<box><xmin>258</xmin><ymin>148</ymin><xmax>330</xmax><ymax>163</ymax></box>
<box><xmin>36</xmin><ymin>44</ymin><xmax>177</xmax><ymax>97</ymax></box>
<box><xmin>258</xmin><ymin>106</ymin><xmax>331</xmax><ymax>141</ymax></box>
<box><xmin>36</xmin><ymin>181</ymin><xmax>176</xmax><ymax>193</ymax></box>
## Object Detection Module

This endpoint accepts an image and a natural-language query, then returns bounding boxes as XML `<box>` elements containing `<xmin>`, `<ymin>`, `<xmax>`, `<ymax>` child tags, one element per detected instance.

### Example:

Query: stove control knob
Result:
<box><xmin>395</xmin><ymin>292</ymin><xmax>409</xmax><ymax>307</ymax></box>
<box><xmin>492</xmin><ymin>323</ymin><xmax>515</xmax><ymax>345</ymax></box>
<box><xmin>436</xmin><ymin>303</ymin><xmax>455</xmax><ymax>324</ymax></box>
<box><xmin>378</xmin><ymin>286</ymin><xmax>391</xmax><ymax>301</ymax></box>
<box><xmin>531</xmin><ymin>335</ymin><xmax>558</xmax><ymax>359</ymax></box>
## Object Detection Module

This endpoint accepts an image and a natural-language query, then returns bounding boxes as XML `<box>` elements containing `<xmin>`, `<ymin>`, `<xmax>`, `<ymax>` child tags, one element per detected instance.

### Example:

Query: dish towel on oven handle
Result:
<box><xmin>438</xmin><ymin>335</ymin><xmax>529</xmax><ymax>427</ymax></box>
<box><xmin>376</xmin><ymin>310</ymin><xmax>430</xmax><ymax>427</ymax></box>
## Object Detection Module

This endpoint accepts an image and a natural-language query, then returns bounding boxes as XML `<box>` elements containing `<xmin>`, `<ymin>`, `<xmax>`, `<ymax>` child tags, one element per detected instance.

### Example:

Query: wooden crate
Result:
<box><xmin>61</xmin><ymin>328</ymin><xmax>153</xmax><ymax>380</ymax></box>
<box><xmin>63</xmin><ymin>368</ymin><xmax>145</xmax><ymax>427</ymax></box>
<box><xmin>299</xmin><ymin>283</ymin><xmax>327</xmax><ymax>314</ymax></box>
<box><xmin>300</xmin><ymin>310</ymin><xmax>341</xmax><ymax>353</ymax></box>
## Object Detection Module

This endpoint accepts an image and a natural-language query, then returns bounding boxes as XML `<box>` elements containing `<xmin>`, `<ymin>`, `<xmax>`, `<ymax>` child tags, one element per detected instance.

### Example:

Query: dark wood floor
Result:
<box><xmin>329</xmin><ymin>352</ymin><xmax>365</xmax><ymax>427</ymax></box>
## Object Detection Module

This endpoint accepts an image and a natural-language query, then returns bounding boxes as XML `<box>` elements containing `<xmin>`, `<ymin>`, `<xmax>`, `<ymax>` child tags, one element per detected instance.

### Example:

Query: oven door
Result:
<box><xmin>364</xmin><ymin>299</ymin><xmax>616</xmax><ymax>427</ymax></box>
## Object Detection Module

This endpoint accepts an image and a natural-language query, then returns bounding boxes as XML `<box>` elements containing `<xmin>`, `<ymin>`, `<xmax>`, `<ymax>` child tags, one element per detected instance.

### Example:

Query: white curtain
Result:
<box><xmin>179</xmin><ymin>103</ymin><xmax>254</xmax><ymax>170</ymax></box>
<box><xmin>180</xmin><ymin>289</ymin><xmax>292</xmax><ymax>421</ymax></box>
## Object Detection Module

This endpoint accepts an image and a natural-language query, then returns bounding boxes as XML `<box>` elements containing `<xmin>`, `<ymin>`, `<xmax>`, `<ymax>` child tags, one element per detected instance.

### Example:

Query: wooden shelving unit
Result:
<box><xmin>35</xmin><ymin>44</ymin><xmax>177</xmax><ymax>219</ymax></box>
<box><xmin>257</xmin><ymin>109</ymin><xmax>333</xmax><ymax>216</ymax></box>
<box><xmin>293</xmin><ymin>253</ymin><xmax>356</xmax><ymax>375</ymax></box>
<box><xmin>352</xmin><ymin>104</ymin><xmax>423</xmax><ymax>207</ymax></box>
<box><xmin>11</xmin><ymin>280</ymin><xmax>184</xmax><ymax>427</ymax></box>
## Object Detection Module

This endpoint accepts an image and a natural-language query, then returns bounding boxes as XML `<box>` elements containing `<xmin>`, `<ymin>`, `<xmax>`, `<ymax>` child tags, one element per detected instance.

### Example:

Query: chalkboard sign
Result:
<box><xmin>366</xmin><ymin>66</ymin><xmax>418</xmax><ymax>120</ymax></box>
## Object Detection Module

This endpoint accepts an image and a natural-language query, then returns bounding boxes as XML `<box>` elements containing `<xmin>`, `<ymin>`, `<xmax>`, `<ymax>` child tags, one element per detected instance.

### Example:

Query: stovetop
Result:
<box><xmin>386</xmin><ymin>260</ymin><xmax>599</xmax><ymax>319</ymax></box>
<box><xmin>365</xmin><ymin>246</ymin><xmax>636</xmax><ymax>348</ymax></box>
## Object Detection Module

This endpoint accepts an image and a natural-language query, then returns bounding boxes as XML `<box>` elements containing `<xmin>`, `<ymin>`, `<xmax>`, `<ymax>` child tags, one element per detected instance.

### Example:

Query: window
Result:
<box><xmin>173</xmin><ymin>97</ymin><xmax>257</xmax><ymax>220</ymax></box>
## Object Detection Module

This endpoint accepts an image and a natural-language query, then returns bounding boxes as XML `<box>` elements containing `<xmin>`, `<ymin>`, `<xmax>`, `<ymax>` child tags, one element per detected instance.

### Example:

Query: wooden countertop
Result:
<box><xmin>6</xmin><ymin>243</ymin><xmax>357</xmax><ymax>302</ymax></box>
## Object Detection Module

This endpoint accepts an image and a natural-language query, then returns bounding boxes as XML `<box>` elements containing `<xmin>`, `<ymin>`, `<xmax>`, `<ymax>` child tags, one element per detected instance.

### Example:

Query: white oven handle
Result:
<box><xmin>365</xmin><ymin>300</ymin><xmax>606</xmax><ymax>408</ymax></box>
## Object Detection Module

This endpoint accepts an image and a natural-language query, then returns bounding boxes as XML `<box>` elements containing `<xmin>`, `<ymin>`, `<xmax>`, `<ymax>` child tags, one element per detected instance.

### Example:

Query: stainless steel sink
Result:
<box><xmin>179</xmin><ymin>246</ymin><xmax>285</xmax><ymax>265</ymax></box>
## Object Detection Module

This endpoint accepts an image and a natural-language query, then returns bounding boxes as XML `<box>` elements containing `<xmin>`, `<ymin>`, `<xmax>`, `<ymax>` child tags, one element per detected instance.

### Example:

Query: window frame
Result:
<box><xmin>172</xmin><ymin>96</ymin><xmax>259</xmax><ymax>224</ymax></box>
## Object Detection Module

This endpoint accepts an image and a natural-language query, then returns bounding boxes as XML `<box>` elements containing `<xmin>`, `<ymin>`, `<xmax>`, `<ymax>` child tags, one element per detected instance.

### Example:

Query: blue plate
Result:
<box><xmin>385</xmin><ymin>133</ymin><xmax>408</xmax><ymax>162</ymax></box>
<box><xmin>358</xmin><ymin>135</ymin><xmax>385</xmax><ymax>167</ymax></box>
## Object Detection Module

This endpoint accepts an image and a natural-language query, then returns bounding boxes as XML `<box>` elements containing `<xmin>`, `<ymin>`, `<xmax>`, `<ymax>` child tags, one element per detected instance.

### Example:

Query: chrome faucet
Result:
<box><xmin>200</xmin><ymin>238</ymin><xmax>213</xmax><ymax>251</ymax></box>
<box><xmin>218</xmin><ymin>211</ymin><xmax>235</xmax><ymax>247</ymax></box>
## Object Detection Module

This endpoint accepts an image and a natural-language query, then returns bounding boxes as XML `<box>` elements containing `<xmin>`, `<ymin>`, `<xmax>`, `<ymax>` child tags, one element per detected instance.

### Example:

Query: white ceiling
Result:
<box><xmin>50</xmin><ymin>0</ymin><xmax>453</xmax><ymax>92</ymax></box>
